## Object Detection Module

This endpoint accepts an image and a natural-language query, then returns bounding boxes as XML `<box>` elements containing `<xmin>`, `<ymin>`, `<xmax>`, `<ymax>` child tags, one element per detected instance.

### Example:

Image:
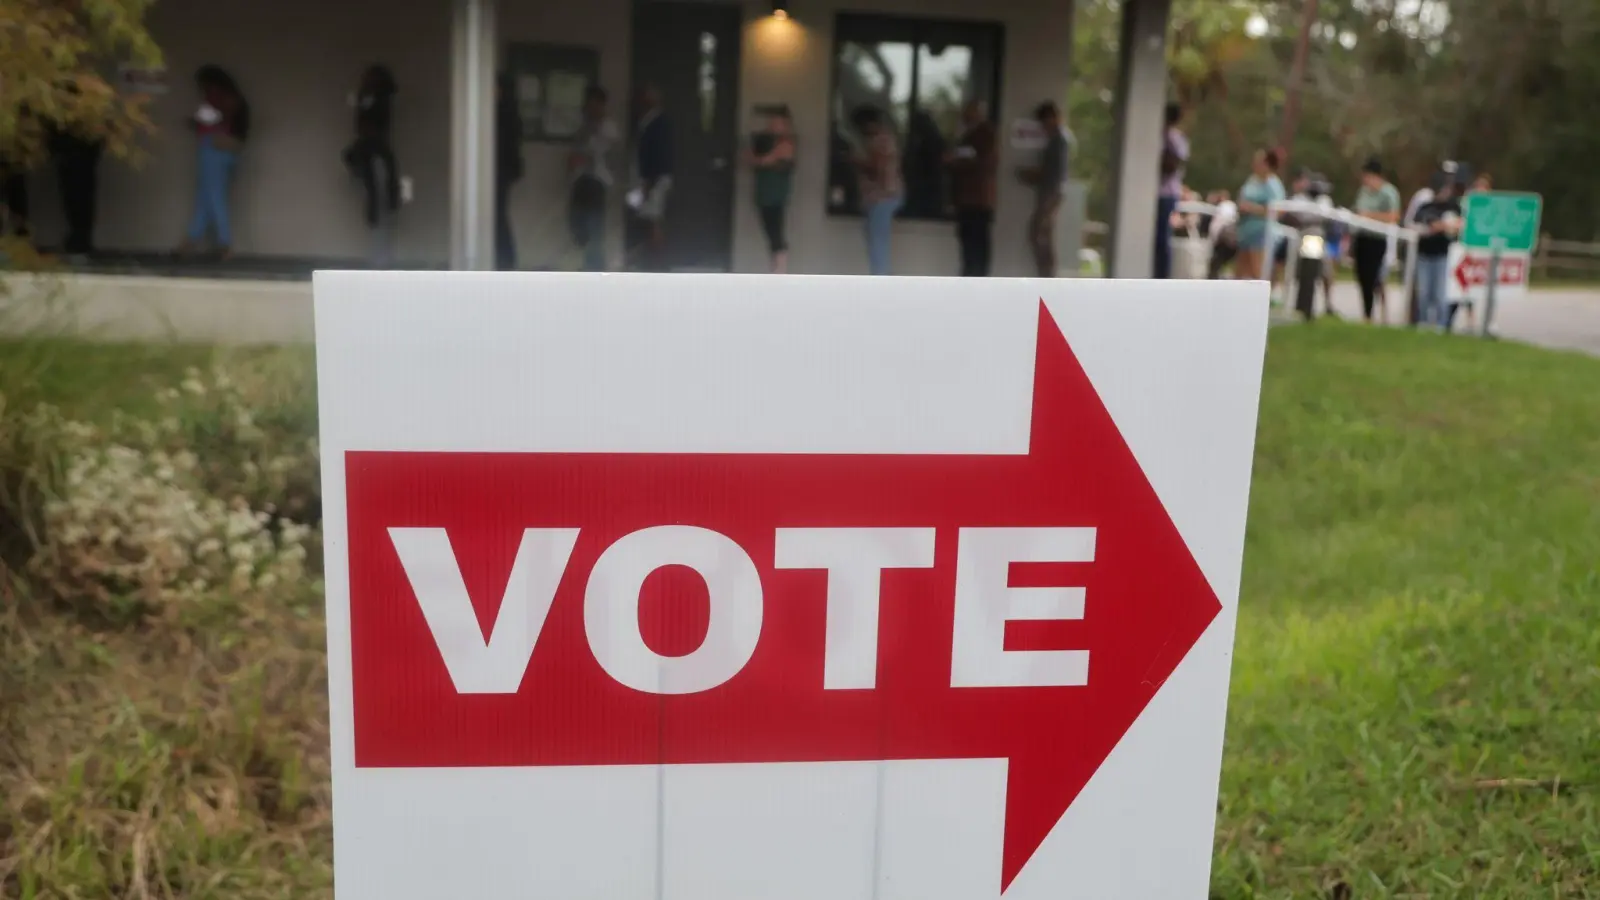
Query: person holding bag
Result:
<box><xmin>343</xmin><ymin>65</ymin><xmax>400</xmax><ymax>267</ymax></box>
<box><xmin>179</xmin><ymin>65</ymin><xmax>250</xmax><ymax>259</ymax></box>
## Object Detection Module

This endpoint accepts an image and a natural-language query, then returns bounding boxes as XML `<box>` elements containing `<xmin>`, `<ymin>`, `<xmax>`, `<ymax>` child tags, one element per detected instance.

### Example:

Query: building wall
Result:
<box><xmin>27</xmin><ymin>0</ymin><xmax>1073</xmax><ymax>277</ymax></box>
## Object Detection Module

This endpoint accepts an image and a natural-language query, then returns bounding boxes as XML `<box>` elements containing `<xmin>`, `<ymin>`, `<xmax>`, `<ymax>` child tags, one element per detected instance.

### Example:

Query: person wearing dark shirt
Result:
<box><xmin>1</xmin><ymin>165</ymin><xmax>29</xmax><ymax>239</ymax></box>
<box><xmin>48</xmin><ymin>123</ymin><xmax>106</xmax><ymax>256</ymax></box>
<box><xmin>495</xmin><ymin>72</ymin><xmax>525</xmax><ymax>270</ymax></box>
<box><xmin>903</xmin><ymin>110</ymin><xmax>946</xmax><ymax>219</ymax></box>
<box><xmin>1412</xmin><ymin>179</ymin><xmax>1463</xmax><ymax>329</ymax></box>
<box><xmin>1019</xmin><ymin>101</ymin><xmax>1068</xmax><ymax>278</ymax></box>
<box><xmin>944</xmin><ymin>101</ymin><xmax>999</xmax><ymax>277</ymax></box>
<box><xmin>628</xmin><ymin>86</ymin><xmax>673</xmax><ymax>272</ymax></box>
<box><xmin>747</xmin><ymin>105</ymin><xmax>796</xmax><ymax>274</ymax></box>
<box><xmin>344</xmin><ymin>64</ymin><xmax>400</xmax><ymax>267</ymax></box>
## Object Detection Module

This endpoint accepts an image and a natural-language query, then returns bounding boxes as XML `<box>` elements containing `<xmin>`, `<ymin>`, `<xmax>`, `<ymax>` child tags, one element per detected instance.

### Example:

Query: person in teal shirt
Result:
<box><xmin>748</xmin><ymin>106</ymin><xmax>796</xmax><ymax>273</ymax></box>
<box><xmin>1234</xmin><ymin>147</ymin><xmax>1285</xmax><ymax>280</ymax></box>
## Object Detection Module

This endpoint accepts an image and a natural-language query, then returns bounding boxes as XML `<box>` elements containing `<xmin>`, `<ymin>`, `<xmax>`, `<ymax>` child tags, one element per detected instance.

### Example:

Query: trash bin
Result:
<box><xmin>1173</xmin><ymin>236</ymin><xmax>1211</xmax><ymax>279</ymax></box>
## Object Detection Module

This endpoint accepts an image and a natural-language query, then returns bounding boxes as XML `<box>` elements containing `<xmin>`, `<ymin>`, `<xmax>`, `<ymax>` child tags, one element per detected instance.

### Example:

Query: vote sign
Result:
<box><xmin>316</xmin><ymin>274</ymin><xmax>1269</xmax><ymax>900</ymax></box>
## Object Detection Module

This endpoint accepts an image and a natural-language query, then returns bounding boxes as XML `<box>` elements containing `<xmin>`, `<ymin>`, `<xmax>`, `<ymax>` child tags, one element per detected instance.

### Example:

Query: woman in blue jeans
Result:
<box><xmin>180</xmin><ymin>66</ymin><xmax>250</xmax><ymax>258</ymax></box>
<box><xmin>851</xmin><ymin>107</ymin><xmax>902</xmax><ymax>275</ymax></box>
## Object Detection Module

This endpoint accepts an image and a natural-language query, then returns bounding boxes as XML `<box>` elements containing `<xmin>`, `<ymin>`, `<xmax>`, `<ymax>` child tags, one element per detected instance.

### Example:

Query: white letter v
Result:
<box><xmin>388</xmin><ymin>528</ymin><xmax>580</xmax><ymax>693</ymax></box>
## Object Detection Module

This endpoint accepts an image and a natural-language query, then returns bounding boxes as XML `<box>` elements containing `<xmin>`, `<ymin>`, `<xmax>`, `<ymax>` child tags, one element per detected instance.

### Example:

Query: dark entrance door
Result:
<box><xmin>630</xmin><ymin>0</ymin><xmax>741</xmax><ymax>271</ymax></box>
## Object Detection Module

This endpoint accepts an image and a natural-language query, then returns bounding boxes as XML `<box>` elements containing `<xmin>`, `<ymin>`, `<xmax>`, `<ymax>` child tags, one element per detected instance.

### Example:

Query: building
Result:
<box><xmin>22</xmin><ymin>0</ymin><xmax>1173</xmax><ymax>279</ymax></box>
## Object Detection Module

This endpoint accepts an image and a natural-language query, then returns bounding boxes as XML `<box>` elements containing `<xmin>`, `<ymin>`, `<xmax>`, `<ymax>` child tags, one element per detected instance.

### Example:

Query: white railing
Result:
<box><xmin>1269</xmin><ymin>199</ymin><xmax>1421</xmax><ymax>306</ymax></box>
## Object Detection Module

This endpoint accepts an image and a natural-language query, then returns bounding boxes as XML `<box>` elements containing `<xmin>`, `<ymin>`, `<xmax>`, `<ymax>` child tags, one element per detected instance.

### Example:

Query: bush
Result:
<box><xmin>29</xmin><ymin>432</ymin><xmax>314</xmax><ymax>623</ymax></box>
<box><xmin>0</xmin><ymin>351</ymin><xmax>320</xmax><ymax>625</ymax></box>
<box><xmin>0</xmin><ymin>344</ymin><xmax>332</xmax><ymax>895</ymax></box>
<box><xmin>144</xmin><ymin>359</ymin><xmax>321</xmax><ymax>524</ymax></box>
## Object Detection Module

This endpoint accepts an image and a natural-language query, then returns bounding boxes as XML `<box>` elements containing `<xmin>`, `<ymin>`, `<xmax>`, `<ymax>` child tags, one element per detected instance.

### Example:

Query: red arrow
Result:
<box><xmin>1456</xmin><ymin>254</ymin><xmax>1528</xmax><ymax>291</ymax></box>
<box><xmin>344</xmin><ymin>303</ymin><xmax>1222</xmax><ymax>892</ymax></box>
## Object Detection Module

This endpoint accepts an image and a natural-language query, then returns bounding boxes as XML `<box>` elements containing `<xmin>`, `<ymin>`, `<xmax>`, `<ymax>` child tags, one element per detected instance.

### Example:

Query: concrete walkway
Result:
<box><xmin>1318</xmin><ymin>282</ymin><xmax>1600</xmax><ymax>356</ymax></box>
<box><xmin>4</xmin><ymin>272</ymin><xmax>1599</xmax><ymax>356</ymax></box>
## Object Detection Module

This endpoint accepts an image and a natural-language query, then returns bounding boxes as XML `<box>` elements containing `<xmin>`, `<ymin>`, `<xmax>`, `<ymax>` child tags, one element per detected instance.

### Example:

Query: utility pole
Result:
<box><xmin>1278</xmin><ymin>0</ymin><xmax>1320</xmax><ymax>168</ymax></box>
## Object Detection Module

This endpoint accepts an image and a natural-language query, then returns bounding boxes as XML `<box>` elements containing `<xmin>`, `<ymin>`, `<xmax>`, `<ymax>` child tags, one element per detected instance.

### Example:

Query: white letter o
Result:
<box><xmin>584</xmin><ymin>526</ymin><xmax>763</xmax><ymax>695</ymax></box>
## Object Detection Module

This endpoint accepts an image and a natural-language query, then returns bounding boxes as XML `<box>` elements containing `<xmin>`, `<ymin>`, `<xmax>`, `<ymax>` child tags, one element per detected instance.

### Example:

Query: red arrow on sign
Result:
<box><xmin>344</xmin><ymin>303</ymin><xmax>1222</xmax><ymax>893</ymax></box>
<box><xmin>1455</xmin><ymin>253</ymin><xmax>1527</xmax><ymax>290</ymax></box>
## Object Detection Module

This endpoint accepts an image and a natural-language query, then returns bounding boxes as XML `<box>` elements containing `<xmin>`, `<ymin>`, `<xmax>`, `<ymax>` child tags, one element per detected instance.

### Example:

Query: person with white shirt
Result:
<box><xmin>567</xmin><ymin>85</ymin><xmax>618</xmax><ymax>271</ymax></box>
<box><xmin>1204</xmin><ymin>189</ymin><xmax>1239</xmax><ymax>279</ymax></box>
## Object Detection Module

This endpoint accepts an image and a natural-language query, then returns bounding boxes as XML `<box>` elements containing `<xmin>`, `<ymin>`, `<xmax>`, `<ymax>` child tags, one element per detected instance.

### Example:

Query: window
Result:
<box><xmin>827</xmin><ymin>14</ymin><xmax>1004</xmax><ymax>219</ymax></box>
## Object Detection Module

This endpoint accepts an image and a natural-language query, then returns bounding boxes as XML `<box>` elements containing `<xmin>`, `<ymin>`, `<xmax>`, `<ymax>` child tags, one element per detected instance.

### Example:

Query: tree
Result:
<box><xmin>0</xmin><ymin>0</ymin><xmax>160</xmax><ymax>171</ymax></box>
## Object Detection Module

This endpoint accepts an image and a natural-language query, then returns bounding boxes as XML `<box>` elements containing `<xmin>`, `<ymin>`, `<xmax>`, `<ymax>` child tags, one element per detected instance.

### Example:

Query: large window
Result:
<box><xmin>827</xmin><ymin>14</ymin><xmax>1004</xmax><ymax>219</ymax></box>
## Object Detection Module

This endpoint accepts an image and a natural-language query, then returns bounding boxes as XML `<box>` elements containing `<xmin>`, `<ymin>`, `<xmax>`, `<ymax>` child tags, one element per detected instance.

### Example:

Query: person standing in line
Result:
<box><xmin>628</xmin><ymin>85</ymin><xmax>673</xmax><ymax>272</ymax></box>
<box><xmin>494</xmin><ymin>73</ymin><xmax>525</xmax><ymax>270</ymax></box>
<box><xmin>179</xmin><ymin>65</ymin><xmax>249</xmax><ymax>259</ymax></box>
<box><xmin>1411</xmin><ymin>177</ymin><xmax>1463</xmax><ymax>329</ymax></box>
<box><xmin>1204</xmin><ymin>189</ymin><xmax>1240</xmax><ymax>279</ymax></box>
<box><xmin>1347</xmin><ymin>157</ymin><xmax>1401</xmax><ymax>322</ymax></box>
<box><xmin>747</xmin><ymin>105</ymin><xmax>796</xmax><ymax>274</ymax></box>
<box><xmin>567</xmin><ymin>85</ymin><xmax>617</xmax><ymax>272</ymax></box>
<box><xmin>851</xmin><ymin>106</ymin><xmax>902</xmax><ymax>276</ymax></box>
<box><xmin>48</xmin><ymin>121</ymin><xmax>105</xmax><ymax>258</ymax></box>
<box><xmin>0</xmin><ymin>167</ymin><xmax>27</xmax><ymax>239</ymax></box>
<box><xmin>1155</xmin><ymin>102</ymin><xmax>1189</xmax><ymax>279</ymax></box>
<box><xmin>1233</xmin><ymin>147</ymin><xmax>1285</xmax><ymax>282</ymax></box>
<box><xmin>344</xmin><ymin>65</ymin><xmax>400</xmax><ymax>268</ymax></box>
<box><xmin>1018</xmin><ymin>101</ymin><xmax>1068</xmax><ymax>278</ymax></box>
<box><xmin>1</xmin><ymin>106</ymin><xmax>36</xmax><ymax>240</ymax></box>
<box><xmin>945</xmin><ymin>100</ymin><xmax>998</xmax><ymax>277</ymax></box>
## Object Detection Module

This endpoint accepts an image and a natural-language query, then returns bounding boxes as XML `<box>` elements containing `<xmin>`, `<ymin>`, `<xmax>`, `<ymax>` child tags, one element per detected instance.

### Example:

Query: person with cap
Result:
<box><xmin>1411</xmin><ymin>174</ymin><xmax>1464</xmax><ymax>329</ymax></box>
<box><xmin>1348</xmin><ymin>157</ymin><xmax>1401</xmax><ymax>322</ymax></box>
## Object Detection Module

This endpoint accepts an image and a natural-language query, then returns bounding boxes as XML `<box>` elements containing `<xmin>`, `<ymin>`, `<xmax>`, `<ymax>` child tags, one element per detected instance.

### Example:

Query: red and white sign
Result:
<box><xmin>1446</xmin><ymin>244</ymin><xmax>1531</xmax><ymax>304</ymax></box>
<box><xmin>315</xmin><ymin>274</ymin><xmax>1268</xmax><ymax>900</ymax></box>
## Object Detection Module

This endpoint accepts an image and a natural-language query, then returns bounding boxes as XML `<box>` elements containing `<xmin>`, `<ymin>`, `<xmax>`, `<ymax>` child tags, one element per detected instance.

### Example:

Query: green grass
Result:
<box><xmin>1219</xmin><ymin>324</ymin><xmax>1600</xmax><ymax>896</ymax></box>
<box><xmin>0</xmin><ymin>339</ymin><xmax>295</xmax><ymax>421</ymax></box>
<box><xmin>2</xmin><ymin>326</ymin><xmax>1597</xmax><ymax>898</ymax></box>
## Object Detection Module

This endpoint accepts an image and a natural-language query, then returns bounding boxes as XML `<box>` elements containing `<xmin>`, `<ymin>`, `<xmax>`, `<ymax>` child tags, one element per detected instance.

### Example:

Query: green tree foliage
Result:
<box><xmin>0</xmin><ymin>0</ymin><xmax>161</xmax><ymax>168</ymax></box>
<box><xmin>1072</xmin><ymin>0</ymin><xmax>1600</xmax><ymax>238</ymax></box>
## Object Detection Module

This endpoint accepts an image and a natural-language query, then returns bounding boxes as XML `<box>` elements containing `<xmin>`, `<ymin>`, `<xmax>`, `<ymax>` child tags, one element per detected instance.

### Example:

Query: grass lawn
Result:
<box><xmin>1220</xmin><ymin>324</ymin><xmax>1600</xmax><ymax>896</ymax></box>
<box><xmin>2</xmin><ymin>324</ymin><xmax>1597</xmax><ymax>898</ymax></box>
<box><xmin>0</xmin><ymin>339</ymin><xmax>277</xmax><ymax>421</ymax></box>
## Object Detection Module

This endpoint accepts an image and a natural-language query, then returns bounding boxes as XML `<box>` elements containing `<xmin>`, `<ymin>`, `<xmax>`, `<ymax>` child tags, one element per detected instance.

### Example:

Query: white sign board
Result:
<box><xmin>315</xmin><ymin>273</ymin><xmax>1268</xmax><ymax>900</ymax></box>
<box><xmin>1445</xmin><ymin>242</ymin><xmax>1531</xmax><ymax>305</ymax></box>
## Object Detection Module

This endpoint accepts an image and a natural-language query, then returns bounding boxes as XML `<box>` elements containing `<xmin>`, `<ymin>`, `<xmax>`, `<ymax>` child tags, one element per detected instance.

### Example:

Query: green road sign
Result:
<box><xmin>1461</xmin><ymin>191</ymin><xmax>1542</xmax><ymax>254</ymax></box>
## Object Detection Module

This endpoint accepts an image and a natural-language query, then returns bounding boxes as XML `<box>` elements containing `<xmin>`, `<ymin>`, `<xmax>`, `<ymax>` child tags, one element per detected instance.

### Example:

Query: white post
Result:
<box><xmin>1105</xmin><ymin>0</ymin><xmax>1173</xmax><ymax>279</ymax></box>
<box><xmin>1400</xmin><ymin>228</ymin><xmax>1418</xmax><ymax>326</ymax></box>
<box><xmin>450</xmin><ymin>0</ymin><xmax>496</xmax><ymax>270</ymax></box>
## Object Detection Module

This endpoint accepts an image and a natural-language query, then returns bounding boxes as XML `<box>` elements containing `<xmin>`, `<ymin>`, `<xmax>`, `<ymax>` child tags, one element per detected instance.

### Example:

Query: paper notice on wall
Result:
<box><xmin>119</xmin><ymin>65</ymin><xmax>168</xmax><ymax>95</ymax></box>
